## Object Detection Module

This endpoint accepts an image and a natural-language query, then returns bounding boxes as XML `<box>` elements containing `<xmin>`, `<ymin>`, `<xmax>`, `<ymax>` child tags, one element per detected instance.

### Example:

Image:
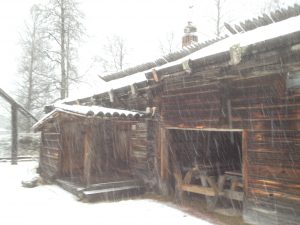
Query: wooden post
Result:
<box><xmin>109</xmin><ymin>89</ymin><xmax>114</xmax><ymax>103</ymax></box>
<box><xmin>227</xmin><ymin>99</ymin><xmax>234</xmax><ymax>143</ymax></box>
<box><xmin>11</xmin><ymin>104</ymin><xmax>18</xmax><ymax>165</ymax></box>
<box><xmin>242</xmin><ymin>130</ymin><xmax>248</xmax><ymax>197</ymax></box>
<box><xmin>83</xmin><ymin>126</ymin><xmax>92</xmax><ymax>186</ymax></box>
<box><xmin>152</xmin><ymin>69</ymin><xmax>159</xmax><ymax>82</ymax></box>
<box><xmin>160</xmin><ymin>128</ymin><xmax>170</xmax><ymax>195</ymax></box>
<box><xmin>130</xmin><ymin>84</ymin><xmax>137</xmax><ymax>95</ymax></box>
<box><xmin>160</xmin><ymin>128</ymin><xmax>168</xmax><ymax>180</ymax></box>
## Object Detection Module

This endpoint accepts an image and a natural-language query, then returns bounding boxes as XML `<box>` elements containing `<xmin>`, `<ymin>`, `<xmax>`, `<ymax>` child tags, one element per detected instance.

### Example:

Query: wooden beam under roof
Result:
<box><xmin>0</xmin><ymin>88</ymin><xmax>37</xmax><ymax>122</ymax></box>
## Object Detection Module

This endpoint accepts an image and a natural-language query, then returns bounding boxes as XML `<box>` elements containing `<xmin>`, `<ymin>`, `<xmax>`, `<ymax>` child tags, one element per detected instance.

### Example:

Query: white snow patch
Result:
<box><xmin>0</xmin><ymin>161</ymin><xmax>215</xmax><ymax>225</ymax></box>
<box><xmin>59</xmin><ymin>72</ymin><xmax>147</xmax><ymax>104</ymax></box>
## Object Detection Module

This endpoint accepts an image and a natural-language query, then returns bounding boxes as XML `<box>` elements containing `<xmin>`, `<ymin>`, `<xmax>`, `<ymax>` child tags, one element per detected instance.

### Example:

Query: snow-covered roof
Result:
<box><xmin>60</xmin><ymin>8</ymin><xmax>300</xmax><ymax>105</ymax></box>
<box><xmin>149</xmin><ymin>14</ymin><xmax>300</xmax><ymax>73</ymax></box>
<box><xmin>99</xmin><ymin>37</ymin><xmax>226</xmax><ymax>82</ymax></box>
<box><xmin>33</xmin><ymin>104</ymin><xmax>146</xmax><ymax>131</ymax></box>
<box><xmin>57</xmin><ymin>73</ymin><xmax>148</xmax><ymax>104</ymax></box>
<box><xmin>58</xmin><ymin>37</ymin><xmax>226</xmax><ymax>104</ymax></box>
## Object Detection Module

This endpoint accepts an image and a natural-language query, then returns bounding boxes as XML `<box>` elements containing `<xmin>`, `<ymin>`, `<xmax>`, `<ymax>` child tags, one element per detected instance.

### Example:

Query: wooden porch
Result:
<box><xmin>56</xmin><ymin>174</ymin><xmax>145</xmax><ymax>202</ymax></box>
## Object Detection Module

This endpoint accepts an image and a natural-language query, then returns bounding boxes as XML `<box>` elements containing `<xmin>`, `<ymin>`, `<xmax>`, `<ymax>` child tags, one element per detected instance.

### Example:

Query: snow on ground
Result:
<box><xmin>0</xmin><ymin>132</ymin><xmax>39</xmax><ymax>158</ymax></box>
<box><xmin>0</xmin><ymin>161</ymin><xmax>215</xmax><ymax>225</ymax></box>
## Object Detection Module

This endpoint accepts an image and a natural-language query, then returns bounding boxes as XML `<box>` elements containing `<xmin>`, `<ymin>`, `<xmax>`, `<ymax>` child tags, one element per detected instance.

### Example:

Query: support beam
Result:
<box><xmin>84</xmin><ymin>126</ymin><xmax>93</xmax><ymax>186</ymax></box>
<box><xmin>152</xmin><ymin>69</ymin><xmax>159</xmax><ymax>82</ymax></box>
<box><xmin>0</xmin><ymin>88</ymin><xmax>37</xmax><ymax>122</ymax></box>
<box><xmin>108</xmin><ymin>89</ymin><xmax>114</xmax><ymax>103</ymax></box>
<box><xmin>130</xmin><ymin>84</ymin><xmax>137</xmax><ymax>95</ymax></box>
<box><xmin>181</xmin><ymin>184</ymin><xmax>217</xmax><ymax>196</ymax></box>
<box><xmin>182</xmin><ymin>59</ymin><xmax>193</xmax><ymax>74</ymax></box>
<box><xmin>11</xmin><ymin>104</ymin><xmax>18</xmax><ymax>165</ymax></box>
<box><xmin>160</xmin><ymin>128</ymin><xmax>170</xmax><ymax>195</ymax></box>
<box><xmin>242</xmin><ymin>130</ymin><xmax>248</xmax><ymax>197</ymax></box>
<box><xmin>160</xmin><ymin>128</ymin><xmax>168</xmax><ymax>181</ymax></box>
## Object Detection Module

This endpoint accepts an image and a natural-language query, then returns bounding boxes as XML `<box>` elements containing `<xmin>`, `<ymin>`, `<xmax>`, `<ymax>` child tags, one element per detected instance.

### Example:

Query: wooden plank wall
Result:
<box><xmin>130</xmin><ymin>119</ymin><xmax>158</xmax><ymax>190</ymax></box>
<box><xmin>231</xmin><ymin>75</ymin><xmax>300</xmax><ymax>225</ymax></box>
<box><xmin>40</xmin><ymin>124</ymin><xmax>61</xmax><ymax>179</ymax></box>
<box><xmin>39</xmin><ymin>118</ymin><xmax>157</xmax><ymax>188</ymax></box>
<box><xmin>162</xmin><ymin>76</ymin><xmax>221</xmax><ymax>127</ymax></box>
<box><xmin>60</xmin><ymin>122</ymin><xmax>85</xmax><ymax>179</ymax></box>
<box><xmin>159</xmin><ymin>70</ymin><xmax>300</xmax><ymax>224</ymax></box>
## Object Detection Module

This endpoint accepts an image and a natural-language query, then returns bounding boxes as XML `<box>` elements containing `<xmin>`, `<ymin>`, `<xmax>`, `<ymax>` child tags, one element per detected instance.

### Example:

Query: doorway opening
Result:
<box><xmin>166</xmin><ymin>128</ymin><xmax>244</xmax><ymax>211</ymax></box>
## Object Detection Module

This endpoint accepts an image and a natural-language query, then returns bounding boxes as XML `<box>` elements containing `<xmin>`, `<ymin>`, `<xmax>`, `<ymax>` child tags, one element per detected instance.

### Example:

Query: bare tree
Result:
<box><xmin>17</xmin><ymin>5</ymin><xmax>55</xmax><ymax>131</ymax></box>
<box><xmin>159</xmin><ymin>31</ymin><xmax>180</xmax><ymax>55</ymax></box>
<box><xmin>43</xmin><ymin>0</ymin><xmax>85</xmax><ymax>99</ymax></box>
<box><xmin>100</xmin><ymin>35</ymin><xmax>129</xmax><ymax>73</ymax></box>
<box><xmin>213</xmin><ymin>0</ymin><xmax>228</xmax><ymax>37</ymax></box>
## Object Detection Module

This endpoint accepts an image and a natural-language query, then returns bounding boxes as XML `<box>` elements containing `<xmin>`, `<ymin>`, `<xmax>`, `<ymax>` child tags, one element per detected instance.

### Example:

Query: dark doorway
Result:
<box><xmin>166</xmin><ymin>128</ymin><xmax>244</xmax><ymax>209</ymax></box>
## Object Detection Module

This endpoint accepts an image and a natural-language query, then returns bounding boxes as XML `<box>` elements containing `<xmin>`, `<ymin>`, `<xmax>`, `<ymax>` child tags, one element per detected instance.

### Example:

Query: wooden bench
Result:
<box><xmin>222</xmin><ymin>171</ymin><xmax>244</xmax><ymax>202</ymax></box>
<box><xmin>179</xmin><ymin>168</ymin><xmax>244</xmax><ymax>209</ymax></box>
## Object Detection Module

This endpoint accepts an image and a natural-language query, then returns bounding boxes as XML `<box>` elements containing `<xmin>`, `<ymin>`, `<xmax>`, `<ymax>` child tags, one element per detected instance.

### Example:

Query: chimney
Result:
<box><xmin>182</xmin><ymin>21</ymin><xmax>198</xmax><ymax>48</ymax></box>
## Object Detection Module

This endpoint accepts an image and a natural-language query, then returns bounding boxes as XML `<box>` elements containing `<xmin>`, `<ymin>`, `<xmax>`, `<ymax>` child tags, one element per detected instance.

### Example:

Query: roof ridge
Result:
<box><xmin>224</xmin><ymin>3</ymin><xmax>300</xmax><ymax>34</ymax></box>
<box><xmin>99</xmin><ymin>35</ymin><xmax>228</xmax><ymax>82</ymax></box>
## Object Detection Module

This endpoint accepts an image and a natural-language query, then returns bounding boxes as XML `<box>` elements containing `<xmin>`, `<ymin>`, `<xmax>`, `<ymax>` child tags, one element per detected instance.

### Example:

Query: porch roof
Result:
<box><xmin>33</xmin><ymin>103</ymin><xmax>147</xmax><ymax>131</ymax></box>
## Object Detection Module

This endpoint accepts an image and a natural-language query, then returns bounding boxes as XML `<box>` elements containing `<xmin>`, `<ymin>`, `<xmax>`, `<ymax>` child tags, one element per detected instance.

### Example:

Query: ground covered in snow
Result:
<box><xmin>0</xmin><ymin>161</ymin><xmax>226</xmax><ymax>225</ymax></box>
<box><xmin>0</xmin><ymin>132</ymin><xmax>39</xmax><ymax>158</ymax></box>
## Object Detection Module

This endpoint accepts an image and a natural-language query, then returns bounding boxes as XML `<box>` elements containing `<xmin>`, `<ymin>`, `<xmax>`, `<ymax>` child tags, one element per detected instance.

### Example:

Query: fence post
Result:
<box><xmin>11</xmin><ymin>104</ymin><xmax>18</xmax><ymax>165</ymax></box>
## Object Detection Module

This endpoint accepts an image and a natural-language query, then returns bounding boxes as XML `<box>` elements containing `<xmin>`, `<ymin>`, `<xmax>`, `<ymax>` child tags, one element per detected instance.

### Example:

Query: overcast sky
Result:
<box><xmin>0</xmin><ymin>0</ymin><xmax>300</xmax><ymax>103</ymax></box>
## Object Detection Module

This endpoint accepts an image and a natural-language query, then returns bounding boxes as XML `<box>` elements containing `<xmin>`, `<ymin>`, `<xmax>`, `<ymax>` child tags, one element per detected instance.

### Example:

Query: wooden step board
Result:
<box><xmin>56</xmin><ymin>178</ymin><xmax>145</xmax><ymax>202</ymax></box>
<box><xmin>84</xmin><ymin>179</ymin><xmax>143</xmax><ymax>191</ymax></box>
<box><xmin>55</xmin><ymin>178</ymin><xmax>85</xmax><ymax>196</ymax></box>
<box><xmin>80</xmin><ymin>184</ymin><xmax>144</xmax><ymax>202</ymax></box>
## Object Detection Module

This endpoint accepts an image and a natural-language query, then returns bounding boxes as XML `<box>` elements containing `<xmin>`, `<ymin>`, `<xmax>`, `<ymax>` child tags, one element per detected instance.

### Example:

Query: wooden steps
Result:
<box><xmin>56</xmin><ymin>178</ymin><xmax>145</xmax><ymax>202</ymax></box>
<box><xmin>55</xmin><ymin>178</ymin><xmax>85</xmax><ymax>196</ymax></box>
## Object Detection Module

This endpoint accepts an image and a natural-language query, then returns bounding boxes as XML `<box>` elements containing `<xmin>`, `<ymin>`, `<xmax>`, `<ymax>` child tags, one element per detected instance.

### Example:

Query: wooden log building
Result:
<box><xmin>33</xmin><ymin>104</ymin><xmax>159</xmax><ymax>200</ymax></box>
<box><xmin>35</xmin><ymin>5</ymin><xmax>300</xmax><ymax>225</ymax></box>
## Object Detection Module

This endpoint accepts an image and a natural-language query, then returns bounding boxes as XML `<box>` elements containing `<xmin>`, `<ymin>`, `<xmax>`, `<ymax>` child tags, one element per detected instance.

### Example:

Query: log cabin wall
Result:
<box><xmin>38</xmin><ymin>116</ymin><xmax>157</xmax><ymax>188</ymax></box>
<box><xmin>60</xmin><ymin>121</ymin><xmax>86</xmax><ymax>180</ymax></box>
<box><xmin>39</xmin><ymin>123</ymin><xmax>62</xmax><ymax>180</ymax></box>
<box><xmin>129</xmin><ymin>119</ymin><xmax>158</xmax><ymax>190</ymax></box>
<box><xmin>232</xmin><ymin>75</ymin><xmax>300</xmax><ymax>225</ymax></box>
<box><xmin>89</xmin><ymin>120</ymin><xmax>113</xmax><ymax>177</ymax></box>
<box><xmin>152</xmin><ymin>33</ymin><xmax>300</xmax><ymax>225</ymax></box>
<box><xmin>89</xmin><ymin>119</ymin><xmax>157</xmax><ymax>188</ymax></box>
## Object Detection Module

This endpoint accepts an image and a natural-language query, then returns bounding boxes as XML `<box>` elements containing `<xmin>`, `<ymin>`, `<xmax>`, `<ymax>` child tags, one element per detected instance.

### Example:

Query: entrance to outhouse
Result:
<box><xmin>60</xmin><ymin>122</ymin><xmax>86</xmax><ymax>182</ymax></box>
<box><xmin>164</xmin><ymin>128</ymin><xmax>245</xmax><ymax>210</ymax></box>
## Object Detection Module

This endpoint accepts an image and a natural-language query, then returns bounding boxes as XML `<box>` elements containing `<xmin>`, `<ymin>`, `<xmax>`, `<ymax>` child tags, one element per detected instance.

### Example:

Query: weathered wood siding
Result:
<box><xmin>61</xmin><ymin>122</ymin><xmax>85</xmax><ymax>179</ymax></box>
<box><xmin>232</xmin><ymin>75</ymin><xmax>300</xmax><ymax>225</ymax></box>
<box><xmin>39</xmin><ymin>125</ymin><xmax>61</xmax><ymax>179</ymax></box>
<box><xmin>130</xmin><ymin>119</ymin><xmax>158</xmax><ymax>189</ymax></box>
<box><xmin>156</xmin><ymin>42</ymin><xmax>300</xmax><ymax>225</ymax></box>
<box><xmin>39</xmin><ymin>117</ymin><xmax>157</xmax><ymax>189</ymax></box>
<box><xmin>162</xmin><ymin>76</ymin><xmax>221</xmax><ymax>127</ymax></box>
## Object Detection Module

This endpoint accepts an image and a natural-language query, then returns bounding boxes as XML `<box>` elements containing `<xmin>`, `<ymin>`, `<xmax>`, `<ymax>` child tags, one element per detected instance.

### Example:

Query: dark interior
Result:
<box><xmin>168</xmin><ymin>129</ymin><xmax>243</xmax><ymax>189</ymax></box>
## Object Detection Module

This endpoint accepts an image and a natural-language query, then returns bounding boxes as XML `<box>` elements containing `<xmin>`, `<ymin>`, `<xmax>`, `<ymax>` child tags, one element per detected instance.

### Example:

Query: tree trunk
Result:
<box><xmin>66</xmin><ymin>25</ymin><xmax>70</xmax><ymax>98</ymax></box>
<box><xmin>11</xmin><ymin>105</ymin><xmax>18</xmax><ymax>165</ymax></box>
<box><xmin>216</xmin><ymin>0</ymin><xmax>221</xmax><ymax>37</ymax></box>
<box><xmin>25</xmin><ymin>24</ymin><xmax>36</xmax><ymax>132</ymax></box>
<box><xmin>60</xmin><ymin>0</ymin><xmax>67</xmax><ymax>99</ymax></box>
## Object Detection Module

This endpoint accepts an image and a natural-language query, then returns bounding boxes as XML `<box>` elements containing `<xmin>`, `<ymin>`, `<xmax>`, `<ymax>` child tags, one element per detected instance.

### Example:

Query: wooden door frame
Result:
<box><xmin>160</xmin><ymin>127</ymin><xmax>248</xmax><ymax>196</ymax></box>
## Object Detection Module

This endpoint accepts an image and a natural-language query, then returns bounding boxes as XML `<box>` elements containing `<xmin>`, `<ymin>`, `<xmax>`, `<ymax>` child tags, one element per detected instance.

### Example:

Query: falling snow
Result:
<box><xmin>1</xmin><ymin>161</ymin><xmax>217</xmax><ymax>225</ymax></box>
